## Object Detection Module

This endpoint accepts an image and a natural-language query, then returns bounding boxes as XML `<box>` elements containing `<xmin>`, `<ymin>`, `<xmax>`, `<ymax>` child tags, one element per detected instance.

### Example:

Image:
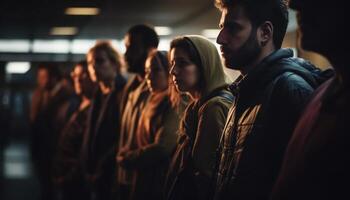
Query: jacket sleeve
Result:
<box><xmin>263</xmin><ymin>73</ymin><xmax>314</xmax><ymax>192</ymax></box>
<box><xmin>122</xmin><ymin>108</ymin><xmax>179</xmax><ymax>169</ymax></box>
<box><xmin>191</xmin><ymin>99</ymin><xmax>230</xmax><ymax>198</ymax></box>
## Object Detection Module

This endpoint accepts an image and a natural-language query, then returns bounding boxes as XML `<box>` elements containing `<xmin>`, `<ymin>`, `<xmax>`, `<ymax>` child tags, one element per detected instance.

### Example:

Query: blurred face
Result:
<box><xmin>217</xmin><ymin>5</ymin><xmax>261</xmax><ymax>73</ymax></box>
<box><xmin>289</xmin><ymin>0</ymin><xmax>342</xmax><ymax>55</ymax></box>
<box><xmin>145</xmin><ymin>54</ymin><xmax>169</xmax><ymax>93</ymax></box>
<box><xmin>87</xmin><ymin>50</ymin><xmax>116</xmax><ymax>85</ymax></box>
<box><xmin>169</xmin><ymin>47</ymin><xmax>200</xmax><ymax>93</ymax></box>
<box><xmin>71</xmin><ymin>65</ymin><xmax>95</xmax><ymax>98</ymax></box>
<box><xmin>37</xmin><ymin>68</ymin><xmax>49</xmax><ymax>90</ymax></box>
<box><xmin>124</xmin><ymin>33</ymin><xmax>147</xmax><ymax>75</ymax></box>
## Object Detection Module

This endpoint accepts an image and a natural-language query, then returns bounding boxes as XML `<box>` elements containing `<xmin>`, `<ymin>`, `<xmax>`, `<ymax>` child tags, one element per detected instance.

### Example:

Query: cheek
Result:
<box><xmin>184</xmin><ymin>67</ymin><xmax>199</xmax><ymax>86</ymax></box>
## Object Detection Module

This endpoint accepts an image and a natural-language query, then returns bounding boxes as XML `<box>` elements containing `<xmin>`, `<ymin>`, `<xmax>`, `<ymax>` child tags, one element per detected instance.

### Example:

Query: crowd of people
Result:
<box><xmin>29</xmin><ymin>0</ymin><xmax>346</xmax><ymax>200</ymax></box>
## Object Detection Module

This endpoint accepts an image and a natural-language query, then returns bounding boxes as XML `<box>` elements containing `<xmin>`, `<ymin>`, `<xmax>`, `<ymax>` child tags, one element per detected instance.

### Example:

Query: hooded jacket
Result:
<box><xmin>214</xmin><ymin>48</ymin><xmax>318</xmax><ymax>200</ymax></box>
<box><xmin>164</xmin><ymin>35</ymin><xmax>234</xmax><ymax>200</ymax></box>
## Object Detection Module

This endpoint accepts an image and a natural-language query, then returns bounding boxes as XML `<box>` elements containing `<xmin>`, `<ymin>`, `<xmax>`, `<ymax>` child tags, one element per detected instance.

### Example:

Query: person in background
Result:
<box><xmin>81</xmin><ymin>41</ymin><xmax>126</xmax><ymax>200</ymax></box>
<box><xmin>118</xmin><ymin>50</ymin><xmax>182</xmax><ymax>200</ymax></box>
<box><xmin>30</xmin><ymin>64</ymin><xmax>73</xmax><ymax>200</ymax></box>
<box><xmin>164</xmin><ymin>35</ymin><xmax>234</xmax><ymax>200</ymax></box>
<box><xmin>116</xmin><ymin>24</ymin><xmax>159</xmax><ymax>200</ymax></box>
<box><xmin>271</xmin><ymin>0</ymin><xmax>346</xmax><ymax>199</ymax></box>
<box><xmin>53</xmin><ymin>61</ymin><xmax>95</xmax><ymax>200</ymax></box>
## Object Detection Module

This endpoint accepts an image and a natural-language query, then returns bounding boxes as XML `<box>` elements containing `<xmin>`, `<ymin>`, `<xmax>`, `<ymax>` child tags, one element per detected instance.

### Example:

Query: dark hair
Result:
<box><xmin>88</xmin><ymin>41</ymin><xmax>123</xmax><ymax>73</ymax></box>
<box><xmin>215</xmin><ymin>0</ymin><xmax>288</xmax><ymax>48</ymax></box>
<box><xmin>127</xmin><ymin>24</ymin><xmax>159</xmax><ymax>49</ymax></box>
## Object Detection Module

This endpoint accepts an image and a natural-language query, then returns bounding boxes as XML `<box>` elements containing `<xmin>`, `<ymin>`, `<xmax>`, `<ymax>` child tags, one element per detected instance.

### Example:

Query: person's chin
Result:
<box><xmin>224</xmin><ymin>61</ymin><xmax>240</xmax><ymax>71</ymax></box>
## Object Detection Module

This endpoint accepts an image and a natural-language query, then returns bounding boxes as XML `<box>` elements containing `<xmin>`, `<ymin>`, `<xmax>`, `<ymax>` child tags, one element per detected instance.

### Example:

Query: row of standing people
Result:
<box><xmin>30</xmin><ymin>0</ymin><xmax>346</xmax><ymax>199</ymax></box>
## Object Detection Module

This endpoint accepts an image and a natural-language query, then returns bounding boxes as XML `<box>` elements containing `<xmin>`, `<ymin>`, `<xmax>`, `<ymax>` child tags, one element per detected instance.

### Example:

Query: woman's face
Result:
<box><xmin>87</xmin><ymin>50</ymin><xmax>116</xmax><ymax>84</ymax></box>
<box><xmin>169</xmin><ymin>47</ymin><xmax>200</xmax><ymax>93</ymax></box>
<box><xmin>145</xmin><ymin>54</ymin><xmax>169</xmax><ymax>93</ymax></box>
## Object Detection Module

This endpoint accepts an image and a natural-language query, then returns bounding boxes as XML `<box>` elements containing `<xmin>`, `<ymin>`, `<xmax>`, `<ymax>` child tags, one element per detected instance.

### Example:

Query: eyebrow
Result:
<box><xmin>220</xmin><ymin>20</ymin><xmax>242</xmax><ymax>29</ymax></box>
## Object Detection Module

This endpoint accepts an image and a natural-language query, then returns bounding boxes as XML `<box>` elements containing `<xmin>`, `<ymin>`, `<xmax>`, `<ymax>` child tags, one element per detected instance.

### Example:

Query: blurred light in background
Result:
<box><xmin>158</xmin><ymin>39</ymin><xmax>171</xmax><ymax>51</ymax></box>
<box><xmin>65</xmin><ymin>7</ymin><xmax>100</xmax><ymax>15</ymax></box>
<box><xmin>0</xmin><ymin>40</ymin><xmax>31</xmax><ymax>53</ymax></box>
<box><xmin>0</xmin><ymin>39</ymin><xmax>170</xmax><ymax>55</ymax></box>
<box><xmin>70</xmin><ymin>39</ymin><xmax>97</xmax><ymax>54</ymax></box>
<box><xmin>5</xmin><ymin>62</ymin><xmax>31</xmax><ymax>74</ymax></box>
<box><xmin>155</xmin><ymin>26</ymin><xmax>172</xmax><ymax>36</ymax></box>
<box><xmin>201</xmin><ymin>29</ymin><xmax>220</xmax><ymax>39</ymax></box>
<box><xmin>3</xmin><ymin>143</ymin><xmax>31</xmax><ymax>179</ymax></box>
<box><xmin>50</xmin><ymin>27</ymin><xmax>78</xmax><ymax>36</ymax></box>
<box><xmin>32</xmin><ymin>40</ymin><xmax>70</xmax><ymax>53</ymax></box>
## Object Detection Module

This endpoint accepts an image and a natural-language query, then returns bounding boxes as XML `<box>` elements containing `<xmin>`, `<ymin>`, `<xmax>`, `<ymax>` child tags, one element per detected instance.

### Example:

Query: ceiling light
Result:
<box><xmin>154</xmin><ymin>26</ymin><xmax>172</xmax><ymax>36</ymax></box>
<box><xmin>70</xmin><ymin>39</ymin><xmax>97</xmax><ymax>54</ymax></box>
<box><xmin>50</xmin><ymin>27</ymin><xmax>78</xmax><ymax>35</ymax></box>
<box><xmin>201</xmin><ymin>29</ymin><xmax>220</xmax><ymax>39</ymax></box>
<box><xmin>0</xmin><ymin>40</ymin><xmax>31</xmax><ymax>53</ymax></box>
<box><xmin>65</xmin><ymin>7</ymin><xmax>100</xmax><ymax>15</ymax></box>
<box><xmin>32</xmin><ymin>40</ymin><xmax>70</xmax><ymax>53</ymax></box>
<box><xmin>6</xmin><ymin>62</ymin><xmax>31</xmax><ymax>74</ymax></box>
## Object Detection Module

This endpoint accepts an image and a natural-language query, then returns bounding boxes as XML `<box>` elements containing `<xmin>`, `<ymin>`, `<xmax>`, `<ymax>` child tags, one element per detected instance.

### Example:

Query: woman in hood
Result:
<box><xmin>164</xmin><ymin>35</ymin><xmax>234</xmax><ymax>200</ymax></box>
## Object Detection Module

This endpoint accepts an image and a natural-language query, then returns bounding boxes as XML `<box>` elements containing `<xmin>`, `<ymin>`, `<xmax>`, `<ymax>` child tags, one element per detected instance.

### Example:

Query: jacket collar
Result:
<box><xmin>231</xmin><ymin>48</ymin><xmax>294</xmax><ymax>93</ymax></box>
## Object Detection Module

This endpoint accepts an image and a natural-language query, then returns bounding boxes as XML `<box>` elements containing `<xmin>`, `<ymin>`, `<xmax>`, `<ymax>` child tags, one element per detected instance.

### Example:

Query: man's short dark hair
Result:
<box><xmin>215</xmin><ymin>0</ymin><xmax>289</xmax><ymax>48</ymax></box>
<box><xmin>127</xmin><ymin>24</ymin><xmax>159</xmax><ymax>49</ymax></box>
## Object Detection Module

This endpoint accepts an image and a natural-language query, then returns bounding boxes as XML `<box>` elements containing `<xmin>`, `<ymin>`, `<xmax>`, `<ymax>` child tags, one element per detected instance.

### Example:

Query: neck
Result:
<box><xmin>241</xmin><ymin>45</ymin><xmax>275</xmax><ymax>76</ymax></box>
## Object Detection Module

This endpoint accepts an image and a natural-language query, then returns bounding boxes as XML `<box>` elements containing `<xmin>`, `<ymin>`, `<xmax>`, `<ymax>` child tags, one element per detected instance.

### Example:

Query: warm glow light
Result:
<box><xmin>50</xmin><ymin>27</ymin><xmax>78</xmax><ymax>35</ymax></box>
<box><xmin>32</xmin><ymin>40</ymin><xmax>70</xmax><ymax>53</ymax></box>
<box><xmin>0</xmin><ymin>40</ymin><xmax>31</xmax><ymax>53</ymax></box>
<box><xmin>155</xmin><ymin>26</ymin><xmax>172</xmax><ymax>36</ymax></box>
<box><xmin>201</xmin><ymin>29</ymin><xmax>220</xmax><ymax>39</ymax></box>
<box><xmin>6</xmin><ymin>62</ymin><xmax>31</xmax><ymax>74</ymax></box>
<box><xmin>65</xmin><ymin>7</ymin><xmax>100</xmax><ymax>15</ymax></box>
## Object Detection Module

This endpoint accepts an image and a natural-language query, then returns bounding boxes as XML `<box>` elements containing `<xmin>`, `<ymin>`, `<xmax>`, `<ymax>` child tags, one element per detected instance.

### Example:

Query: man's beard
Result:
<box><xmin>225</xmin><ymin>28</ymin><xmax>261</xmax><ymax>72</ymax></box>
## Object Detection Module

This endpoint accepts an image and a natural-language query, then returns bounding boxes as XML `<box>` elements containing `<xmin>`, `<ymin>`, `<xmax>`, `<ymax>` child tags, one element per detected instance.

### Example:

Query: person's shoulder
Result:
<box><xmin>275</xmin><ymin>71</ymin><xmax>314</xmax><ymax>92</ymax></box>
<box><xmin>200</xmin><ymin>95</ymin><xmax>232</xmax><ymax>117</ymax></box>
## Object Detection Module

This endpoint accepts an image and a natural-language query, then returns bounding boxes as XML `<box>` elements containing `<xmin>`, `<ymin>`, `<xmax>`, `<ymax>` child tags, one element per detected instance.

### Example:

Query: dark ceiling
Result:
<box><xmin>0</xmin><ymin>0</ymin><xmax>221</xmax><ymax>40</ymax></box>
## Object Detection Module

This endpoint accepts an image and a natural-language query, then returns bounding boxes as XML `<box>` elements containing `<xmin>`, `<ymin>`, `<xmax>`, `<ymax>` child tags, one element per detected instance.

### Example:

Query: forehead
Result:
<box><xmin>170</xmin><ymin>47</ymin><xmax>190</xmax><ymax>59</ymax></box>
<box><xmin>220</xmin><ymin>5</ymin><xmax>250</xmax><ymax>25</ymax></box>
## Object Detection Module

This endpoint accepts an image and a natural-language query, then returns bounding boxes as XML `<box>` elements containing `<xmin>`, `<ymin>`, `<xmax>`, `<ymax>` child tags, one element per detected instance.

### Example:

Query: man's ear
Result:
<box><xmin>257</xmin><ymin>21</ymin><xmax>273</xmax><ymax>47</ymax></box>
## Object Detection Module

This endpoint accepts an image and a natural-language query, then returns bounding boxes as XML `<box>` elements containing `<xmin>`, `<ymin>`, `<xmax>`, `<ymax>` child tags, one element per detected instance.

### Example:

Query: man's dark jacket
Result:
<box><xmin>214</xmin><ymin>48</ymin><xmax>323</xmax><ymax>200</ymax></box>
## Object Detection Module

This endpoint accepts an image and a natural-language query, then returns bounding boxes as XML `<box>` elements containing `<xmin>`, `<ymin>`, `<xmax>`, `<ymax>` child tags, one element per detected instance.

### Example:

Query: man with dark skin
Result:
<box><xmin>212</xmin><ymin>0</ymin><xmax>322</xmax><ymax>199</ymax></box>
<box><xmin>116</xmin><ymin>24</ymin><xmax>159</xmax><ymax>200</ymax></box>
<box><xmin>271</xmin><ymin>1</ymin><xmax>346</xmax><ymax>200</ymax></box>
